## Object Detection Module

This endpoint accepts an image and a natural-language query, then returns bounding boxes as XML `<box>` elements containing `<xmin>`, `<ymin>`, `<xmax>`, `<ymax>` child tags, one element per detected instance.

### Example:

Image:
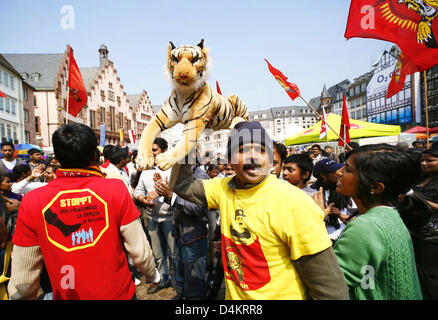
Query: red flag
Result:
<box><xmin>216</xmin><ymin>81</ymin><xmax>222</xmax><ymax>95</ymax></box>
<box><xmin>265</xmin><ymin>59</ymin><xmax>300</xmax><ymax>101</ymax></box>
<box><xmin>66</xmin><ymin>45</ymin><xmax>87</xmax><ymax>117</ymax></box>
<box><xmin>339</xmin><ymin>96</ymin><xmax>351</xmax><ymax>147</ymax></box>
<box><xmin>387</xmin><ymin>51</ymin><xmax>419</xmax><ymax>98</ymax></box>
<box><xmin>345</xmin><ymin>0</ymin><xmax>438</xmax><ymax>71</ymax></box>
<box><xmin>320</xmin><ymin>106</ymin><xmax>328</xmax><ymax>140</ymax></box>
<box><xmin>0</xmin><ymin>90</ymin><xmax>5</xmax><ymax>98</ymax></box>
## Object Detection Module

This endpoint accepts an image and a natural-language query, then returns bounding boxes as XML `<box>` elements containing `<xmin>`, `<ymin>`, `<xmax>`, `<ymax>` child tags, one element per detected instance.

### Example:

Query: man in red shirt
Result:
<box><xmin>7</xmin><ymin>123</ymin><xmax>159</xmax><ymax>300</ymax></box>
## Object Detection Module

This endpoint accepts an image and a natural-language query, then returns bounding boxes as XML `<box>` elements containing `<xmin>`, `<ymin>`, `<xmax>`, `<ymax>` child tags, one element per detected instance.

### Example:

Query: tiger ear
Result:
<box><xmin>168</xmin><ymin>42</ymin><xmax>175</xmax><ymax>63</ymax></box>
<box><xmin>197</xmin><ymin>39</ymin><xmax>205</xmax><ymax>49</ymax></box>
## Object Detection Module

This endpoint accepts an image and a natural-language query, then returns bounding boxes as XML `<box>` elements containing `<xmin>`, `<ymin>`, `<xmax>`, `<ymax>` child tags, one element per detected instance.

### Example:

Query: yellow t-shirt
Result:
<box><xmin>203</xmin><ymin>174</ymin><xmax>331</xmax><ymax>300</ymax></box>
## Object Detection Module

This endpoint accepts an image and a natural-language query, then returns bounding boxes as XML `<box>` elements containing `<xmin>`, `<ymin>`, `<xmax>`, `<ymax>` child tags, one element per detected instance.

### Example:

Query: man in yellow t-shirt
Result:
<box><xmin>168</xmin><ymin>122</ymin><xmax>348</xmax><ymax>300</ymax></box>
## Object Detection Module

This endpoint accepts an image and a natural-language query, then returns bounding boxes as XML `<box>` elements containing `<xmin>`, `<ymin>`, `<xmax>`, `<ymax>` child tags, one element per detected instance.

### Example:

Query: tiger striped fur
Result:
<box><xmin>138</xmin><ymin>39</ymin><xmax>249</xmax><ymax>170</ymax></box>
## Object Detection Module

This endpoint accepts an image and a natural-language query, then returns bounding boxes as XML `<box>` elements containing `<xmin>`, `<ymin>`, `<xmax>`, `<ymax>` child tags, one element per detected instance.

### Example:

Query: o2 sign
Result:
<box><xmin>377</xmin><ymin>72</ymin><xmax>394</xmax><ymax>84</ymax></box>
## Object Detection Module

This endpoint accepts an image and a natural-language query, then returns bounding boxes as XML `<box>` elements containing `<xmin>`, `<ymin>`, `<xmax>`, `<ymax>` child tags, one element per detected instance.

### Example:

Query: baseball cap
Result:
<box><xmin>313</xmin><ymin>158</ymin><xmax>344</xmax><ymax>179</ymax></box>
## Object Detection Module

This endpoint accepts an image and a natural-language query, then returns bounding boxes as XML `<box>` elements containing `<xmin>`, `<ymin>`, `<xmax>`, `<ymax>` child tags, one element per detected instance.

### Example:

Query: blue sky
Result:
<box><xmin>1</xmin><ymin>0</ymin><xmax>392</xmax><ymax>111</ymax></box>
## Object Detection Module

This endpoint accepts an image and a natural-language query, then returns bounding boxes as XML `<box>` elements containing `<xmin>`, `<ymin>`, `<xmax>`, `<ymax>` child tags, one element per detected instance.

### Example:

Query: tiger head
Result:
<box><xmin>399</xmin><ymin>0</ymin><xmax>438</xmax><ymax>19</ymax></box>
<box><xmin>166</xmin><ymin>39</ymin><xmax>211</xmax><ymax>92</ymax></box>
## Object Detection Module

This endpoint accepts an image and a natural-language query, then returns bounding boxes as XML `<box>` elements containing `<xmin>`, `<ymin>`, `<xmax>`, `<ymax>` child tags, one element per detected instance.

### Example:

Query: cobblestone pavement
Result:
<box><xmin>135</xmin><ymin>275</ymin><xmax>226</xmax><ymax>300</ymax></box>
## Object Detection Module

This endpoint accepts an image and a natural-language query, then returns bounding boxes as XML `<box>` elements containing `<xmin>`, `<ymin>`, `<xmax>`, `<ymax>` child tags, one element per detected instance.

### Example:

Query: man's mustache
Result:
<box><xmin>242</xmin><ymin>162</ymin><xmax>263</xmax><ymax>170</ymax></box>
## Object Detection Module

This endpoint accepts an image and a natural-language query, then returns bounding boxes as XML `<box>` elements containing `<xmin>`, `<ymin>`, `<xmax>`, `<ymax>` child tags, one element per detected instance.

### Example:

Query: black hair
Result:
<box><xmin>52</xmin><ymin>123</ymin><xmax>98</xmax><ymax>169</ymax></box>
<box><xmin>422</xmin><ymin>145</ymin><xmax>438</xmax><ymax>158</ymax></box>
<box><xmin>131</xmin><ymin>150</ymin><xmax>138</xmax><ymax>160</ymax></box>
<box><xmin>1</xmin><ymin>141</ymin><xmax>14</xmax><ymax>150</ymax></box>
<box><xmin>12</xmin><ymin>164</ymin><xmax>31</xmax><ymax>182</ymax></box>
<box><xmin>347</xmin><ymin>142</ymin><xmax>360</xmax><ymax>150</ymax></box>
<box><xmin>0</xmin><ymin>173</ymin><xmax>12</xmax><ymax>184</ymax></box>
<box><xmin>103</xmin><ymin>145</ymin><xmax>115</xmax><ymax>160</ymax></box>
<box><xmin>28</xmin><ymin>148</ymin><xmax>41</xmax><ymax>156</ymax></box>
<box><xmin>153</xmin><ymin>137</ymin><xmax>168</xmax><ymax>152</ymax></box>
<box><xmin>348</xmin><ymin>143</ymin><xmax>431</xmax><ymax>228</ymax></box>
<box><xmin>95</xmin><ymin>148</ymin><xmax>101</xmax><ymax>165</ymax></box>
<box><xmin>109</xmin><ymin>146</ymin><xmax>128</xmax><ymax>165</ymax></box>
<box><xmin>273</xmin><ymin>141</ymin><xmax>287</xmax><ymax>163</ymax></box>
<box><xmin>207</xmin><ymin>164</ymin><xmax>219</xmax><ymax>172</ymax></box>
<box><xmin>284</xmin><ymin>154</ymin><xmax>314</xmax><ymax>183</ymax></box>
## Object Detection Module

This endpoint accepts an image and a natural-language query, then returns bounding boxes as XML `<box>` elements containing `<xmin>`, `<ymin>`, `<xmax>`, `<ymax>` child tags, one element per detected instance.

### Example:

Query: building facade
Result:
<box><xmin>128</xmin><ymin>90</ymin><xmax>154</xmax><ymax>143</ymax></box>
<box><xmin>0</xmin><ymin>54</ymin><xmax>25</xmax><ymax>144</ymax></box>
<box><xmin>420</xmin><ymin>64</ymin><xmax>438</xmax><ymax>128</ymax></box>
<box><xmin>366</xmin><ymin>48</ymin><xmax>415</xmax><ymax>130</ymax></box>
<box><xmin>22</xmin><ymin>82</ymin><xmax>37</xmax><ymax>144</ymax></box>
<box><xmin>3</xmin><ymin>53</ymin><xmax>65</xmax><ymax>149</ymax></box>
<box><xmin>347</xmin><ymin>72</ymin><xmax>372</xmax><ymax>121</ymax></box>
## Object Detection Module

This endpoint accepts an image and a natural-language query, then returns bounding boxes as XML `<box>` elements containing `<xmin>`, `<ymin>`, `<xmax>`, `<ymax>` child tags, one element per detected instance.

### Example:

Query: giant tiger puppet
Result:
<box><xmin>138</xmin><ymin>39</ymin><xmax>249</xmax><ymax>170</ymax></box>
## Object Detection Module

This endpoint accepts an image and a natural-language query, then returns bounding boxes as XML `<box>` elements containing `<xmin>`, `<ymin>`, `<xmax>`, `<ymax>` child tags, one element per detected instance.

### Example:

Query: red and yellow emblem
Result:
<box><xmin>42</xmin><ymin>189</ymin><xmax>109</xmax><ymax>252</ymax></box>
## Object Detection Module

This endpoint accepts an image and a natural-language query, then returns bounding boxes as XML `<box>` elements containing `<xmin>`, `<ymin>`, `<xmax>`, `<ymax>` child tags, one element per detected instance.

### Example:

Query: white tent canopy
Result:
<box><xmin>273</xmin><ymin>123</ymin><xmax>305</xmax><ymax>142</ymax></box>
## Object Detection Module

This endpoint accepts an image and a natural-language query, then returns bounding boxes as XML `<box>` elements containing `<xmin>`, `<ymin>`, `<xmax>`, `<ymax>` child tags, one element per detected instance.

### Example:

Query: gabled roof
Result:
<box><xmin>80</xmin><ymin>67</ymin><xmax>100</xmax><ymax>91</ymax></box>
<box><xmin>0</xmin><ymin>54</ymin><xmax>22</xmax><ymax>77</ymax></box>
<box><xmin>127</xmin><ymin>94</ymin><xmax>142</xmax><ymax>108</ymax></box>
<box><xmin>2</xmin><ymin>53</ymin><xmax>64</xmax><ymax>90</ymax></box>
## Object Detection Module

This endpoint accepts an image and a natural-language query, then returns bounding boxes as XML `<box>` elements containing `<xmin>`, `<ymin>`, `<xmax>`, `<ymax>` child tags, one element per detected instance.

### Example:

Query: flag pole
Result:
<box><xmin>424</xmin><ymin>70</ymin><xmax>430</xmax><ymax>149</ymax></box>
<box><xmin>298</xmin><ymin>94</ymin><xmax>351</xmax><ymax>149</ymax></box>
<box><xmin>65</xmin><ymin>45</ymin><xmax>71</xmax><ymax>124</ymax></box>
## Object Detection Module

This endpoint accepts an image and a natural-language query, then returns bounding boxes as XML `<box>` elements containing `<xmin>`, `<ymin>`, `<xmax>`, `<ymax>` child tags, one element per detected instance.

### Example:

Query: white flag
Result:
<box><xmin>319</xmin><ymin>106</ymin><xmax>327</xmax><ymax>140</ymax></box>
<box><xmin>128</xmin><ymin>129</ymin><xmax>136</xmax><ymax>144</ymax></box>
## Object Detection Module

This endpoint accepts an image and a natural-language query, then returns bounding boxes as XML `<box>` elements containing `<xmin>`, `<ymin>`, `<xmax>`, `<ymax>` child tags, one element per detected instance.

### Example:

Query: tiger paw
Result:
<box><xmin>138</xmin><ymin>154</ymin><xmax>155</xmax><ymax>170</ymax></box>
<box><xmin>155</xmin><ymin>152</ymin><xmax>176</xmax><ymax>171</ymax></box>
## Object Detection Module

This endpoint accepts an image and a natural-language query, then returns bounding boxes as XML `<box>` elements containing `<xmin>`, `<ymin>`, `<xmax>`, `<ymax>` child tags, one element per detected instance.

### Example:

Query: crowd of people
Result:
<box><xmin>0</xmin><ymin>121</ymin><xmax>437</xmax><ymax>300</ymax></box>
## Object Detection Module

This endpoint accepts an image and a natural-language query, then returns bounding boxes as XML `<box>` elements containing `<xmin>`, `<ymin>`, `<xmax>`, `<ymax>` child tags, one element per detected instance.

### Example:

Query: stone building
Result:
<box><xmin>55</xmin><ymin>45</ymin><xmax>136</xmax><ymax>145</ymax></box>
<box><xmin>3</xmin><ymin>53</ymin><xmax>65</xmax><ymax>148</ymax></box>
<box><xmin>128</xmin><ymin>90</ymin><xmax>154</xmax><ymax>144</ymax></box>
<box><xmin>347</xmin><ymin>72</ymin><xmax>373</xmax><ymax>121</ymax></box>
<box><xmin>420</xmin><ymin>64</ymin><xmax>438</xmax><ymax>128</ymax></box>
<box><xmin>0</xmin><ymin>54</ymin><xmax>27</xmax><ymax>144</ymax></box>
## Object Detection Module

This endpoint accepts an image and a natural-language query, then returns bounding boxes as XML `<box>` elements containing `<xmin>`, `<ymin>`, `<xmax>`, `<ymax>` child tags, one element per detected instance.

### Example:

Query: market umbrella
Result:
<box><xmin>13</xmin><ymin>143</ymin><xmax>42</xmax><ymax>159</ymax></box>
<box><xmin>284</xmin><ymin>113</ymin><xmax>401</xmax><ymax>146</ymax></box>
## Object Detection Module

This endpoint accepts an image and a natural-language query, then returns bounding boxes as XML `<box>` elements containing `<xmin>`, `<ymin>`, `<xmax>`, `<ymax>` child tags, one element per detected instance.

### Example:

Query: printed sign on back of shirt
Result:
<box><xmin>41</xmin><ymin>188</ymin><xmax>109</xmax><ymax>252</ymax></box>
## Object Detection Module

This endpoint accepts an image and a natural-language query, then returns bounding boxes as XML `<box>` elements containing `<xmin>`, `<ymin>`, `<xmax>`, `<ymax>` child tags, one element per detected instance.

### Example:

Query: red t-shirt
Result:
<box><xmin>12</xmin><ymin>175</ymin><xmax>140</xmax><ymax>300</ymax></box>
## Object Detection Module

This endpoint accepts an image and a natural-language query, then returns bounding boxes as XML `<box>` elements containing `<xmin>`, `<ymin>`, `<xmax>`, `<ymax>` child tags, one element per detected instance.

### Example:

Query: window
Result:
<box><xmin>6</xmin><ymin>124</ymin><xmax>11</xmax><ymax>141</ymax></box>
<box><xmin>0</xmin><ymin>98</ymin><xmax>3</xmax><ymax>111</ymax></box>
<box><xmin>24</xmin><ymin>109</ymin><xmax>29</xmax><ymax>122</ymax></box>
<box><xmin>89</xmin><ymin>110</ymin><xmax>96</xmax><ymax>128</ymax></box>
<box><xmin>35</xmin><ymin>117</ymin><xmax>41</xmax><ymax>133</ymax></box>
<box><xmin>9</xmin><ymin>75</ymin><xmax>14</xmax><ymax>90</ymax></box>
<box><xmin>31</xmin><ymin>73</ymin><xmax>40</xmax><ymax>82</ymax></box>
<box><xmin>118</xmin><ymin>112</ymin><xmax>123</xmax><ymax>128</ymax></box>
<box><xmin>100</xmin><ymin>107</ymin><xmax>106</xmax><ymax>124</ymax></box>
<box><xmin>0</xmin><ymin>123</ymin><xmax>5</xmax><ymax>141</ymax></box>
<box><xmin>109</xmin><ymin>106</ymin><xmax>116</xmax><ymax>131</ymax></box>
<box><xmin>253</xmin><ymin>114</ymin><xmax>259</xmax><ymax>119</ymax></box>
<box><xmin>25</xmin><ymin>131</ymin><xmax>30</xmax><ymax>143</ymax></box>
<box><xmin>11</xmin><ymin>100</ymin><xmax>15</xmax><ymax>115</ymax></box>
<box><xmin>3</xmin><ymin>71</ymin><xmax>8</xmax><ymax>88</ymax></box>
<box><xmin>5</xmin><ymin>98</ymin><xmax>9</xmax><ymax>113</ymax></box>
<box><xmin>357</xmin><ymin>110</ymin><xmax>362</xmax><ymax>118</ymax></box>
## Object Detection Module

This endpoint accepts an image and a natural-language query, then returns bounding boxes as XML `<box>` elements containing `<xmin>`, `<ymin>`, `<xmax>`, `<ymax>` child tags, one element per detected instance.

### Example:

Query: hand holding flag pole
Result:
<box><xmin>265</xmin><ymin>59</ymin><xmax>351</xmax><ymax>148</ymax></box>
